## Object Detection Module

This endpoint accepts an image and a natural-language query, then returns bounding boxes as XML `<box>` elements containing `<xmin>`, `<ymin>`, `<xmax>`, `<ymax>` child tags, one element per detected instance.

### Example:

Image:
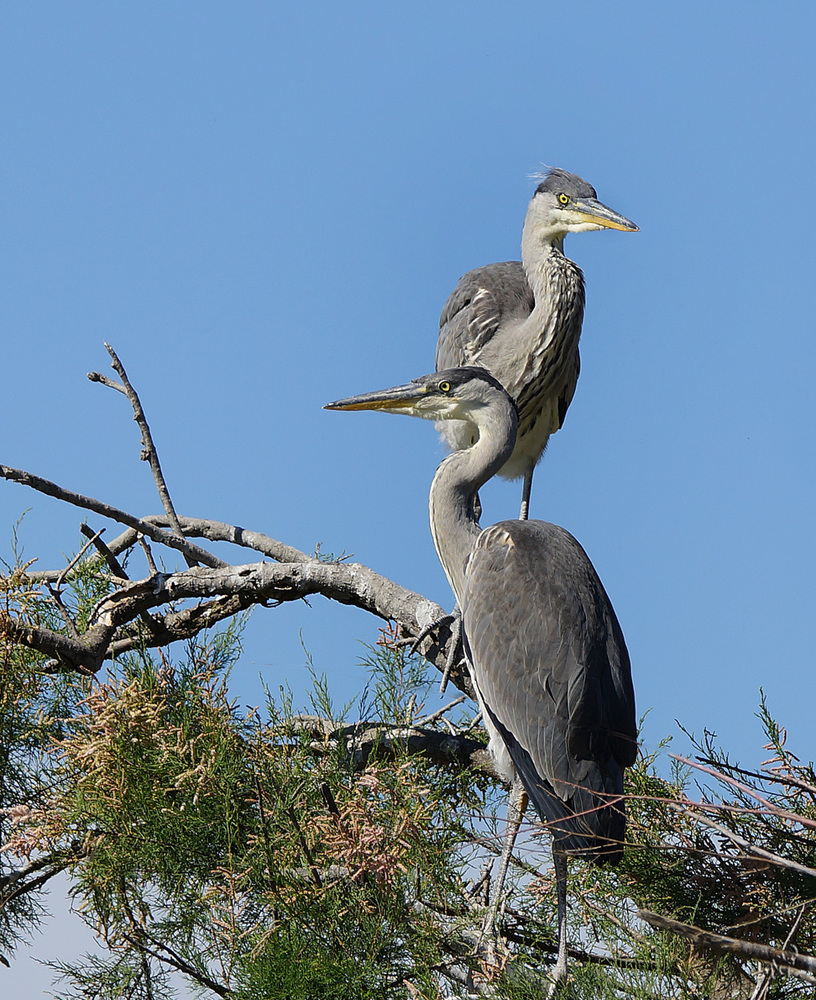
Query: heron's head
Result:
<box><xmin>325</xmin><ymin>367</ymin><xmax>517</xmax><ymax>428</ymax></box>
<box><xmin>526</xmin><ymin>168</ymin><xmax>638</xmax><ymax>240</ymax></box>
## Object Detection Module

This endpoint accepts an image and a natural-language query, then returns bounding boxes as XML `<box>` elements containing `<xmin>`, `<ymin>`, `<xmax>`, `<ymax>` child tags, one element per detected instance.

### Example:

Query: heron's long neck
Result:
<box><xmin>429</xmin><ymin>404</ymin><xmax>516</xmax><ymax>603</ymax></box>
<box><xmin>520</xmin><ymin>220</ymin><xmax>568</xmax><ymax>304</ymax></box>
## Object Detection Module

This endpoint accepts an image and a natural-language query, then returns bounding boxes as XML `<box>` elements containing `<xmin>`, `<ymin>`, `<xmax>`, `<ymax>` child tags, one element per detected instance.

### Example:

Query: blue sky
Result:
<box><xmin>1</xmin><ymin>3</ymin><xmax>815</xmax><ymax>991</ymax></box>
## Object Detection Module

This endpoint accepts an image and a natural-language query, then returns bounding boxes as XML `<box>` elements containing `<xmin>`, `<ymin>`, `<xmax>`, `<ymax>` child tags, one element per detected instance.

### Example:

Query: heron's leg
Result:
<box><xmin>519</xmin><ymin>470</ymin><xmax>534</xmax><ymax>521</ymax></box>
<box><xmin>483</xmin><ymin>778</ymin><xmax>528</xmax><ymax>941</ymax></box>
<box><xmin>545</xmin><ymin>850</ymin><xmax>569</xmax><ymax>997</ymax></box>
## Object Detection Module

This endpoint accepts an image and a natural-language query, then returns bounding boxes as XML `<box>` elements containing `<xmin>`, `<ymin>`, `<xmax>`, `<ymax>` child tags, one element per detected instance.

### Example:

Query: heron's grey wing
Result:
<box><xmin>436</xmin><ymin>262</ymin><xmax>533</xmax><ymax>370</ymax></box>
<box><xmin>462</xmin><ymin>520</ymin><xmax>636</xmax><ymax>860</ymax></box>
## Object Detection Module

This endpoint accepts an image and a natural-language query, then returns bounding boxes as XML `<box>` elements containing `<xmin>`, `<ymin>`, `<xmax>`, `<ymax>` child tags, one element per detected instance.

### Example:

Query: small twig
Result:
<box><xmin>55</xmin><ymin>528</ymin><xmax>106</xmax><ymax>589</ymax></box>
<box><xmin>139</xmin><ymin>536</ymin><xmax>159</xmax><ymax>575</ymax></box>
<box><xmin>696</xmin><ymin>756</ymin><xmax>816</xmax><ymax>798</ymax></box>
<box><xmin>92</xmin><ymin>344</ymin><xmax>193</xmax><ymax>567</ymax></box>
<box><xmin>470</xmin><ymin>859</ymin><xmax>493</xmax><ymax>907</ymax></box>
<box><xmin>44</xmin><ymin>582</ymin><xmax>80</xmax><ymax>639</ymax></box>
<box><xmin>265</xmin><ymin>772</ymin><xmax>322</xmax><ymax>888</ymax></box>
<box><xmin>252</xmin><ymin>771</ymin><xmax>277</xmax><ymax>886</ymax></box>
<box><xmin>0</xmin><ymin>857</ymin><xmax>73</xmax><ymax>908</ymax></box>
<box><xmin>87</xmin><ymin>371</ymin><xmax>126</xmax><ymax>394</ymax></box>
<box><xmin>80</xmin><ymin>522</ymin><xmax>129</xmax><ymax>580</ymax></box>
<box><xmin>121</xmin><ymin>932</ymin><xmax>230</xmax><ymax>997</ymax></box>
<box><xmin>319</xmin><ymin>781</ymin><xmax>341</xmax><ymax>818</ymax></box>
<box><xmin>41</xmin><ymin>529</ymin><xmax>110</xmax><ymax>640</ymax></box>
<box><xmin>671</xmin><ymin>801</ymin><xmax>816</xmax><ymax>879</ymax></box>
<box><xmin>749</xmin><ymin>906</ymin><xmax>808</xmax><ymax>1000</ymax></box>
<box><xmin>582</xmin><ymin>896</ymin><xmax>651</xmax><ymax>946</ymax></box>
<box><xmin>461</xmin><ymin>711</ymin><xmax>483</xmax><ymax>734</ymax></box>
<box><xmin>671</xmin><ymin>754</ymin><xmax>816</xmax><ymax>831</ymax></box>
<box><xmin>417</xmin><ymin>695</ymin><xmax>466</xmax><ymax>726</ymax></box>
<box><xmin>119</xmin><ymin>881</ymin><xmax>155</xmax><ymax>997</ymax></box>
<box><xmin>105</xmin><ymin>515</ymin><xmax>313</xmax><ymax>565</ymax></box>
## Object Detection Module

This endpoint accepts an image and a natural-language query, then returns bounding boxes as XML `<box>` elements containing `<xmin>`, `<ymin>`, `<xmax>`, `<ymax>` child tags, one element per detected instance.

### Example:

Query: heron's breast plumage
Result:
<box><xmin>435</xmin><ymin>254</ymin><xmax>586</xmax><ymax>480</ymax></box>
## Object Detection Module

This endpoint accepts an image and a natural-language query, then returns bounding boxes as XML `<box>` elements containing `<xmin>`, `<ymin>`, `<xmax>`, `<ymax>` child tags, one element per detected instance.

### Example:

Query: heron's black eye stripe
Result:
<box><xmin>438</xmin><ymin>380</ymin><xmax>452</xmax><ymax>393</ymax></box>
<box><xmin>558</xmin><ymin>192</ymin><xmax>570</xmax><ymax>206</ymax></box>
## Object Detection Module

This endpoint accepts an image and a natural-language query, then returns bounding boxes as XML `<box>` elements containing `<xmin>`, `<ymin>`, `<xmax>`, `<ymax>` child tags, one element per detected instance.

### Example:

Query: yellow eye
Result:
<box><xmin>558</xmin><ymin>192</ymin><xmax>570</xmax><ymax>206</ymax></box>
<box><xmin>438</xmin><ymin>380</ymin><xmax>451</xmax><ymax>393</ymax></box>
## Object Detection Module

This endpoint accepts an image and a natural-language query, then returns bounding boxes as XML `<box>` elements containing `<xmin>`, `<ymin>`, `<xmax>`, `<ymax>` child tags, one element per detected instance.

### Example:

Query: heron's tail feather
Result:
<box><xmin>491</xmin><ymin>710</ymin><xmax>627</xmax><ymax>864</ymax></box>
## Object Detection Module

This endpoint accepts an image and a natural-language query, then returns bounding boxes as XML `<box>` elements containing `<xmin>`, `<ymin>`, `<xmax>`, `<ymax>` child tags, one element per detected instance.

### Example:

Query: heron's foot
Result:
<box><xmin>544</xmin><ymin>956</ymin><xmax>568</xmax><ymax>998</ymax></box>
<box><xmin>477</xmin><ymin>900</ymin><xmax>510</xmax><ymax>983</ymax></box>
<box><xmin>399</xmin><ymin>606</ymin><xmax>464</xmax><ymax>694</ymax></box>
<box><xmin>435</xmin><ymin>606</ymin><xmax>464</xmax><ymax>693</ymax></box>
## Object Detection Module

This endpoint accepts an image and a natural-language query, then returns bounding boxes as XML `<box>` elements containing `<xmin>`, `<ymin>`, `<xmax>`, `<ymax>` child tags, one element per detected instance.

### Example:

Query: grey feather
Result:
<box><xmin>462</xmin><ymin>519</ymin><xmax>636</xmax><ymax>861</ymax></box>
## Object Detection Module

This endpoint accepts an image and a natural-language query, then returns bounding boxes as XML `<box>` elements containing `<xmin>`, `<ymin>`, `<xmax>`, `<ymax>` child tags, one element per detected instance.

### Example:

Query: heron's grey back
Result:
<box><xmin>462</xmin><ymin>519</ymin><xmax>636</xmax><ymax>861</ymax></box>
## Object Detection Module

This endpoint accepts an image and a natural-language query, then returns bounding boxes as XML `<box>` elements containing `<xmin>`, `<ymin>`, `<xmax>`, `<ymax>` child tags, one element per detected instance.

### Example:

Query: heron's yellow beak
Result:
<box><xmin>324</xmin><ymin>380</ymin><xmax>429</xmax><ymax>414</ymax></box>
<box><xmin>572</xmin><ymin>197</ymin><xmax>638</xmax><ymax>232</ymax></box>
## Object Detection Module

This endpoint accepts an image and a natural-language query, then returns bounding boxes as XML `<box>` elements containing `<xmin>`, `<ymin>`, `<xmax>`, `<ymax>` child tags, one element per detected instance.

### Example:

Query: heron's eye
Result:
<box><xmin>558</xmin><ymin>193</ymin><xmax>570</xmax><ymax>206</ymax></box>
<box><xmin>438</xmin><ymin>380</ymin><xmax>452</xmax><ymax>393</ymax></box>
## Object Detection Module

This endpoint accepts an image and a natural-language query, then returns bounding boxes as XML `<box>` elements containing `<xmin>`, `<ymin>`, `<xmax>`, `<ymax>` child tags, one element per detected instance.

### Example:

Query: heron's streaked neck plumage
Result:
<box><xmin>521</xmin><ymin>215</ymin><xmax>569</xmax><ymax>301</ymax></box>
<box><xmin>429</xmin><ymin>396</ymin><xmax>517</xmax><ymax>602</ymax></box>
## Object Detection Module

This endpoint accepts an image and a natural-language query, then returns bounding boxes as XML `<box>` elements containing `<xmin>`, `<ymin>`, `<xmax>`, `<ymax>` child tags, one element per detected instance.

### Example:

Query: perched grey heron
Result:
<box><xmin>436</xmin><ymin>168</ymin><xmax>637</xmax><ymax>520</ymax></box>
<box><xmin>326</xmin><ymin>367</ymin><xmax>637</xmax><ymax>988</ymax></box>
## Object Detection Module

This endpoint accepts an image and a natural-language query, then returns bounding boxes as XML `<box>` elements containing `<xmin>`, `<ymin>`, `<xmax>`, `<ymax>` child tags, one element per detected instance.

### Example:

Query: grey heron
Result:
<box><xmin>436</xmin><ymin>168</ymin><xmax>637</xmax><ymax>520</ymax></box>
<box><xmin>326</xmin><ymin>367</ymin><xmax>637</xmax><ymax>987</ymax></box>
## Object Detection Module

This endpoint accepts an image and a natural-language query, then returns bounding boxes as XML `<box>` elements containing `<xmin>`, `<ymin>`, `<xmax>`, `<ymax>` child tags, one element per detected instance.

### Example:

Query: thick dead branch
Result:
<box><xmin>106</xmin><ymin>593</ymin><xmax>255</xmax><ymax>657</ymax></box>
<box><xmin>79</xmin><ymin>523</ymin><xmax>129</xmax><ymax>580</ymax></box>
<box><xmin>84</xmin><ymin>561</ymin><xmax>432</xmax><ymax>628</ymax></box>
<box><xmin>3</xmin><ymin>555</ymin><xmax>468</xmax><ymax>689</ymax></box>
<box><xmin>0</xmin><ymin>612</ymin><xmax>109</xmax><ymax>673</ymax></box>
<box><xmin>638</xmin><ymin>910</ymin><xmax>816</xmax><ymax>982</ymax></box>
<box><xmin>288</xmin><ymin>716</ymin><xmax>498</xmax><ymax>778</ymax></box>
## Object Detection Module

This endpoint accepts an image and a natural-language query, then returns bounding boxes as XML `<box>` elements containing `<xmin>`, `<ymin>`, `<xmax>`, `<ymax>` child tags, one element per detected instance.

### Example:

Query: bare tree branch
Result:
<box><xmin>672</xmin><ymin>754</ymin><xmax>816</xmax><ymax>832</ymax></box>
<box><xmin>89</xmin><ymin>344</ymin><xmax>194</xmax><ymax>567</ymax></box>
<box><xmin>0</xmin><ymin>465</ymin><xmax>226</xmax><ymax>569</ymax></box>
<box><xmin>106</xmin><ymin>593</ymin><xmax>256</xmax><ymax>657</ymax></box>
<box><xmin>0</xmin><ymin>611</ymin><xmax>108</xmax><ymax>673</ymax></box>
<box><xmin>638</xmin><ymin>910</ymin><xmax>816</xmax><ymax>982</ymax></box>
<box><xmin>79</xmin><ymin>522</ymin><xmax>129</xmax><ymax>580</ymax></box>
<box><xmin>286</xmin><ymin>716</ymin><xmax>497</xmax><ymax>778</ymax></box>
<box><xmin>105</xmin><ymin>515</ymin><xmax>315</xmax><ymax>564</ymax></box>
<box><xmin>3</xmin><ymin>553</ymin><xmax>467</xmax><ymax>687</ymax></box>
<box><xmin>121</xmin><ymin>932</ymin><xmax>231</xmax><ymax>998</ymax></box>
<box><xmin>0</xmin><ymin>856</ymin><xmax>74</xmax><ymax>909</ymax></box>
